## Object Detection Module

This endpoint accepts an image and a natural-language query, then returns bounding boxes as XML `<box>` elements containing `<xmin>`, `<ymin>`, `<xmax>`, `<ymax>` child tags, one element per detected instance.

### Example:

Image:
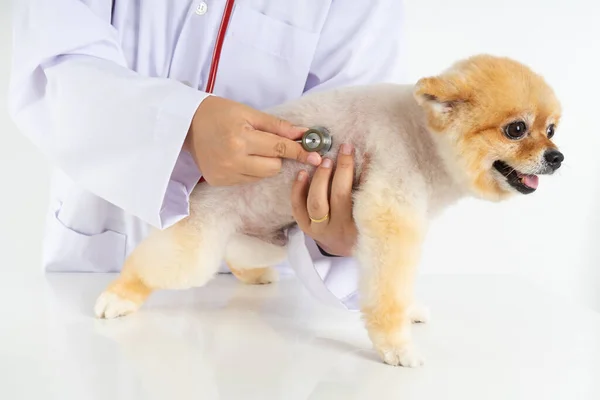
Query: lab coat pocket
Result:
<box><xmin>216</xmin><ymin>4</ymin><xmax>320</xmax><ymax>108</ymax></box>
<box><xmin>43</xmin><ymin>203</ymin><xmax>127</xmax><ymax>273</ymax></box>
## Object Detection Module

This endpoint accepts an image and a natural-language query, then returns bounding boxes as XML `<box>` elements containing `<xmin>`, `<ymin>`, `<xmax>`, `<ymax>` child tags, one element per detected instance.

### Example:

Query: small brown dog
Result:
<box><xmin>95</xmin><ymin>54</ymin><xmax>563</xmax><ymax>367</ymax></box>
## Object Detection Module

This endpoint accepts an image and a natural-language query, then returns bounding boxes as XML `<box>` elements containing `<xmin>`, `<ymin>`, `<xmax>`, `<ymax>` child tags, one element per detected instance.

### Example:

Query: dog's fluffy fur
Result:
<box><xmin>94</xmin><ymin>55</ymin><xmax>563</xmax><ymax>367</ymax></box>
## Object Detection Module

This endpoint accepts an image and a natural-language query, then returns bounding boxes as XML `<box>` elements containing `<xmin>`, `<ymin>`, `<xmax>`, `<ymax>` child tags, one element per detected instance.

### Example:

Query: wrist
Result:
<box><xmin>183</xmin><ymin>94</ymin><xmax>216</xmax><ymax>155</ymax></box>
<box><xmin>183</xmin><ymin>128</ymin><xmax>193</xmax><ymax>153</ymax></box>
<box><xmin>315</xmin><ymin>241</ymin><xmax>341</xmax><ymax>257</ymax></box>
<box><xmin>183</xmin><ymin>93</ymin><xmax>218</xmax><ymax>152</ymax></box>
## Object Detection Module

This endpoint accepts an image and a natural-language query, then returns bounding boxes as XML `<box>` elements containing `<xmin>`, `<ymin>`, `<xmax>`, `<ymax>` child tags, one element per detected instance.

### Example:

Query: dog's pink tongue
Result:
<box><xmin>522</xmin><ymin>175</ymin><xmax>539</xmax><ymax>189</ymax></box>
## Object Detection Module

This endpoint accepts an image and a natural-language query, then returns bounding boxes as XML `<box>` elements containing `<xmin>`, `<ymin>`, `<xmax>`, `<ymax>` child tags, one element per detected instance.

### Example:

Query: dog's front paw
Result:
<box><xmin>408</xmin><ymin>303</ymin><xmax>431</xmax><ymax>324</ymax></box>
<box><xmin>94</xmin><ymin>292</ymin><xmax>140</xmax><ymax>319</ymax></box>
<box><xmin>377</xmin><ymin>343</ymin><xmax>424</xmax><ymax>367</ymax></box>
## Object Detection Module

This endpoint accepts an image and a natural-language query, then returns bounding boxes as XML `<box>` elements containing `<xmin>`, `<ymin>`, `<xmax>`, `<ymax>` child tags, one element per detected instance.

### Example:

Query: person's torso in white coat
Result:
<box><xmin>9</xmin><ymin>0</ymin><xmax>406</xmax><ymax>310</ymax></box>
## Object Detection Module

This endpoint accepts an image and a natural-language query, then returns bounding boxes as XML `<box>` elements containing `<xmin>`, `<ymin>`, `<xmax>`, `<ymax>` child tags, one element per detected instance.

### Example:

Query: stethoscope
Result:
<box><xmin>205</xmin><ymin>0</ymin><xmax>333</xmax><ymax>158</ymax></box>
<box><xmin>295</xmin><ymin>127</ymin><xmax>333</xmax><ymax>155</ymax></box>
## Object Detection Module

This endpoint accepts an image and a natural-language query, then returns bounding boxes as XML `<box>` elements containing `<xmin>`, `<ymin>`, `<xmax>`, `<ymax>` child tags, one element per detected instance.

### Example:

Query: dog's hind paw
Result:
<box><xmin>408</xmin><ymin>303</ymin><xmax>431</xmax><ymax>324</ymax></box>
<box><xmin>378</xmin><ymin>344</ymin><xmax>424</xmax><ymax>367</ymax></box>
<box><xmin>94</xmin><ymin>292</ymin><xmax>140</xmax><ymax>319</ymax></box>
<box><xmin>229</xmin><ymin>266</ymin><xmax>279</xmax><ymax>285</ymax></box>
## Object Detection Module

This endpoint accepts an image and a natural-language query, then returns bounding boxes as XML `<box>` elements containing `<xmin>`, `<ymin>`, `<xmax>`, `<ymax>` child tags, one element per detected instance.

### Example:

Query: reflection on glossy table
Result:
<box><xmin>1</xmin><ymin>271</ymin><xmax>599</xmax><ymax>400</ymax></box>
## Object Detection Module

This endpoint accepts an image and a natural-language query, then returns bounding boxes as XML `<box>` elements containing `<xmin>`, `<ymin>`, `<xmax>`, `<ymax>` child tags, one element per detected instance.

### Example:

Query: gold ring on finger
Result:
<box><xmin>309</xmin><ymin>213</ymin><xmax>330</xmax><ymax>223</ymax></box>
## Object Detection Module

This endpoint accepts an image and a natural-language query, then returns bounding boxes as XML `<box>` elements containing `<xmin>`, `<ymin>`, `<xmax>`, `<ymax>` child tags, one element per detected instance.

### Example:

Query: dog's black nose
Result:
<box><xmin>544</xmin><ymin>150</ymin><xmax>564</xmax><ymax>170</ymax></box>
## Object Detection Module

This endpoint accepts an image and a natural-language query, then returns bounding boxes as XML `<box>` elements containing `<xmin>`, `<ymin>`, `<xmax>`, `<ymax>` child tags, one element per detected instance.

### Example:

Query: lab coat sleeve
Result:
<box><xmin>299</xmin><ymin>0</ymin><xmax>407</xmax><ymax>262</ymax></box>
<box><xmin>8</xmin><ymin>0</ymin><xmax>209</xmax><ymax>230</ymax></box>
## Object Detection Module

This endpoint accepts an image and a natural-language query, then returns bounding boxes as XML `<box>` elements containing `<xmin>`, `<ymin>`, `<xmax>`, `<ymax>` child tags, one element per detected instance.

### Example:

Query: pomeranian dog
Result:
<box><xmin>94</xmin><ymin>54</ymin><xmax>563</xmax><ymax>367</ymax></box>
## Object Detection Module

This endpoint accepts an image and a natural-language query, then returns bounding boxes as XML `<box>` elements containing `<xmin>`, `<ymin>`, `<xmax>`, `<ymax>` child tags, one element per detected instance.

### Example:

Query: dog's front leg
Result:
<box><xmin>354</xmin><ymin>192</ymin><xmax>426</xmax><ymax>367</ymax></box>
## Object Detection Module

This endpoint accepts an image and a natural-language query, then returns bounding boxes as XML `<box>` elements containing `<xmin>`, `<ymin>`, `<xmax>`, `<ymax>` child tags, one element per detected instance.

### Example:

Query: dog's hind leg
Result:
<box><xmin>224</xmin><ymin>233</ymin><xmax>288</xmax><ymax>285</ymax></box>
<box><xmin>227</xmin><ymin>265</ymin><xmax>279</xmax><ymax>285</ymax></box>
<box><xmin>94</xmin><ymin>215</ymin><xmax>232</xmax><ymax>319</ymax></box>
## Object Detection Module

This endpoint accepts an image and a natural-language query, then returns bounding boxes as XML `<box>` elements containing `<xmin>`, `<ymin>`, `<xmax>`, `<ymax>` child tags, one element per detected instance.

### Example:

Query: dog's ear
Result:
<box><xmin>413</xmin><ymin>75</ymin><xmax>468</xmax><ymax>116</ymax></box>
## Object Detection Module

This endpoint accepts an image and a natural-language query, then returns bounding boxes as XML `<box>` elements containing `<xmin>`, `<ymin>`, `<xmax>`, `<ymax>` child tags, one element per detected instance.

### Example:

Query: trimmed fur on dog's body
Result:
<box><xmin>95</xmin><ymin>55</ymin><xmax>563</xmax><ymax>367</ymax></box>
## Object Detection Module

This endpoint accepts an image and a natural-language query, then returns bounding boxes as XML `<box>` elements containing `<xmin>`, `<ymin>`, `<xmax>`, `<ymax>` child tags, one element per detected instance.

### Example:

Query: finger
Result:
<box><xmin>291</xmin><ymin>170</ymin><xmax>312</xmax><ymax>232</ymax></box>
<box><xmin>250</xmin><ymin>111</ymin><xmax>308</xmax><ymax>140</ymax></box>
<box><xmin>330</xmin><ymin>143</ymin><xmax>355</xmax><ymax>221</ymax></box>
<box><xmin>246</xmin><ymin>129</ymin><xmax>322</xmax><ymax>167</ymax></box>
<box><xmin>240</xmin><ymin>155</ymin><xmax>282</xmax><ymax>178</ymax></box>
<box><xmin>307</xmin><ymin>158</ymin><xmax>333</xmax><ymax>233</ymax></box>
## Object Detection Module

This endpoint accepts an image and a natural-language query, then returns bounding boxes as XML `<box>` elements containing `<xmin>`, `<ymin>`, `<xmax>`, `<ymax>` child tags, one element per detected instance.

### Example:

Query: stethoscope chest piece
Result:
<box><xmin>297</xmin><ymin>126</ymin><xmax>333</xmax><ymax>155</ymax></box>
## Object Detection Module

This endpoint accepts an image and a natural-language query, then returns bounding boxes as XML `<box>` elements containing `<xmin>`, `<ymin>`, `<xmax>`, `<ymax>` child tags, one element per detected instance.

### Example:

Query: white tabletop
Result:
<box><xmin>1</xmin><ymin>271</ymin><xmax>599</xmax><ymax>400</ymax></box>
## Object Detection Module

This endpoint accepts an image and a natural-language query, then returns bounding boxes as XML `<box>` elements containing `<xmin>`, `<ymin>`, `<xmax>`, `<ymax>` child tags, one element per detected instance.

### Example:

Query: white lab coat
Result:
<box><xmin>8</xmin><ymin>0</ymin><xmax>406</xmax><ymax>310</ymax></box>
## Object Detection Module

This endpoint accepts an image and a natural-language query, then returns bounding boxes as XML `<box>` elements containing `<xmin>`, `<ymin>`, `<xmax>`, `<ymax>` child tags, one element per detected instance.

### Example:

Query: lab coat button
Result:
<box><xmin>195</xmin><ymin>2</ymin><xmax>208</xmax><ymax>15</ymax></box>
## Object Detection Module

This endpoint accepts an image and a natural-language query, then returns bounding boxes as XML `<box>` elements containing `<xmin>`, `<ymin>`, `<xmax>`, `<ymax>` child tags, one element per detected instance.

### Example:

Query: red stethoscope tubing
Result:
<box><xmin>205</xmin><ymin>0</ymin><xmax>236</xmax><ymax>94</ymax></box>
<box><xmin>198</xmin><ymin>0</ymin><xmax>235</xmax><ymax>184</ymax></box>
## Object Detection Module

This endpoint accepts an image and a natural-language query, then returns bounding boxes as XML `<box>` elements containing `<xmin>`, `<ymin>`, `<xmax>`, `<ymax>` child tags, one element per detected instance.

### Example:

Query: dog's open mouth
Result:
<box><xmin>493</xmin><ymin>160</ymin><xmax>538</xmax><ymax>194</ymax></box>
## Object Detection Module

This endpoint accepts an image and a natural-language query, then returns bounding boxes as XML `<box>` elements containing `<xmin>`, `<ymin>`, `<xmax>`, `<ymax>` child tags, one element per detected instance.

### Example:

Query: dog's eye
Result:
<box><xmin>504</xmin><ymin>121</ymin><xmax>527</xmax><ymax>140</ymax></box>
<box><xmin>547</xmin><ymin>124</ymin><xmax>555</xmax><ymax>139</ymax></box>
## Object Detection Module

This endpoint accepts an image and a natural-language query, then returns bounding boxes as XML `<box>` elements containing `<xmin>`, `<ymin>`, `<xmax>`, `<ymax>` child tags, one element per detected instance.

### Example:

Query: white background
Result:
<box><xmin>1</xmin><ymin>0</ymin><xmax>599</xmax><ymax>311</ymax></box>
<box><xmin>0</xmin><ymin>5</ymin><xmax>53</xmax><ymax>278</ymax></box>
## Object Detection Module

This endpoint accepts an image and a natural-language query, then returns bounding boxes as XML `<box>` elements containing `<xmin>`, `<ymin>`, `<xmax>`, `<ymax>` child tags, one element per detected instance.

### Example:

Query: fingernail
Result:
<box><xmin>297</xmin><ymin>170</ymin><xmax>307</xmax><ymax>181</ymax></box>
<box><xmin>308</xmin><ymin>153</ymin><xmax>321</xmax><ymax>166</ymax></box>
<box><xmin>341</xmin><ymin>143</ymin><xmax>353</xmax><ymax>155</ymax></box>
<box><xmin>322</xmin><ymin>158</ymin><xmax>333</xmax><ymax>169</ymax></box>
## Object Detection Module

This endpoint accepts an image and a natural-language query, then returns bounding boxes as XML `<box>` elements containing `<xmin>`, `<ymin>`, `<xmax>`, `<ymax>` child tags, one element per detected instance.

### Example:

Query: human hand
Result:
<box><xmin>185</xmin><ymin>96</ymin><xmax>322</xmax><ymax>186</ymax></box>
<box><xmin>291</xmin><ymin>143</ymin><xmax>359</xmax><ymax>257</ymax></box>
